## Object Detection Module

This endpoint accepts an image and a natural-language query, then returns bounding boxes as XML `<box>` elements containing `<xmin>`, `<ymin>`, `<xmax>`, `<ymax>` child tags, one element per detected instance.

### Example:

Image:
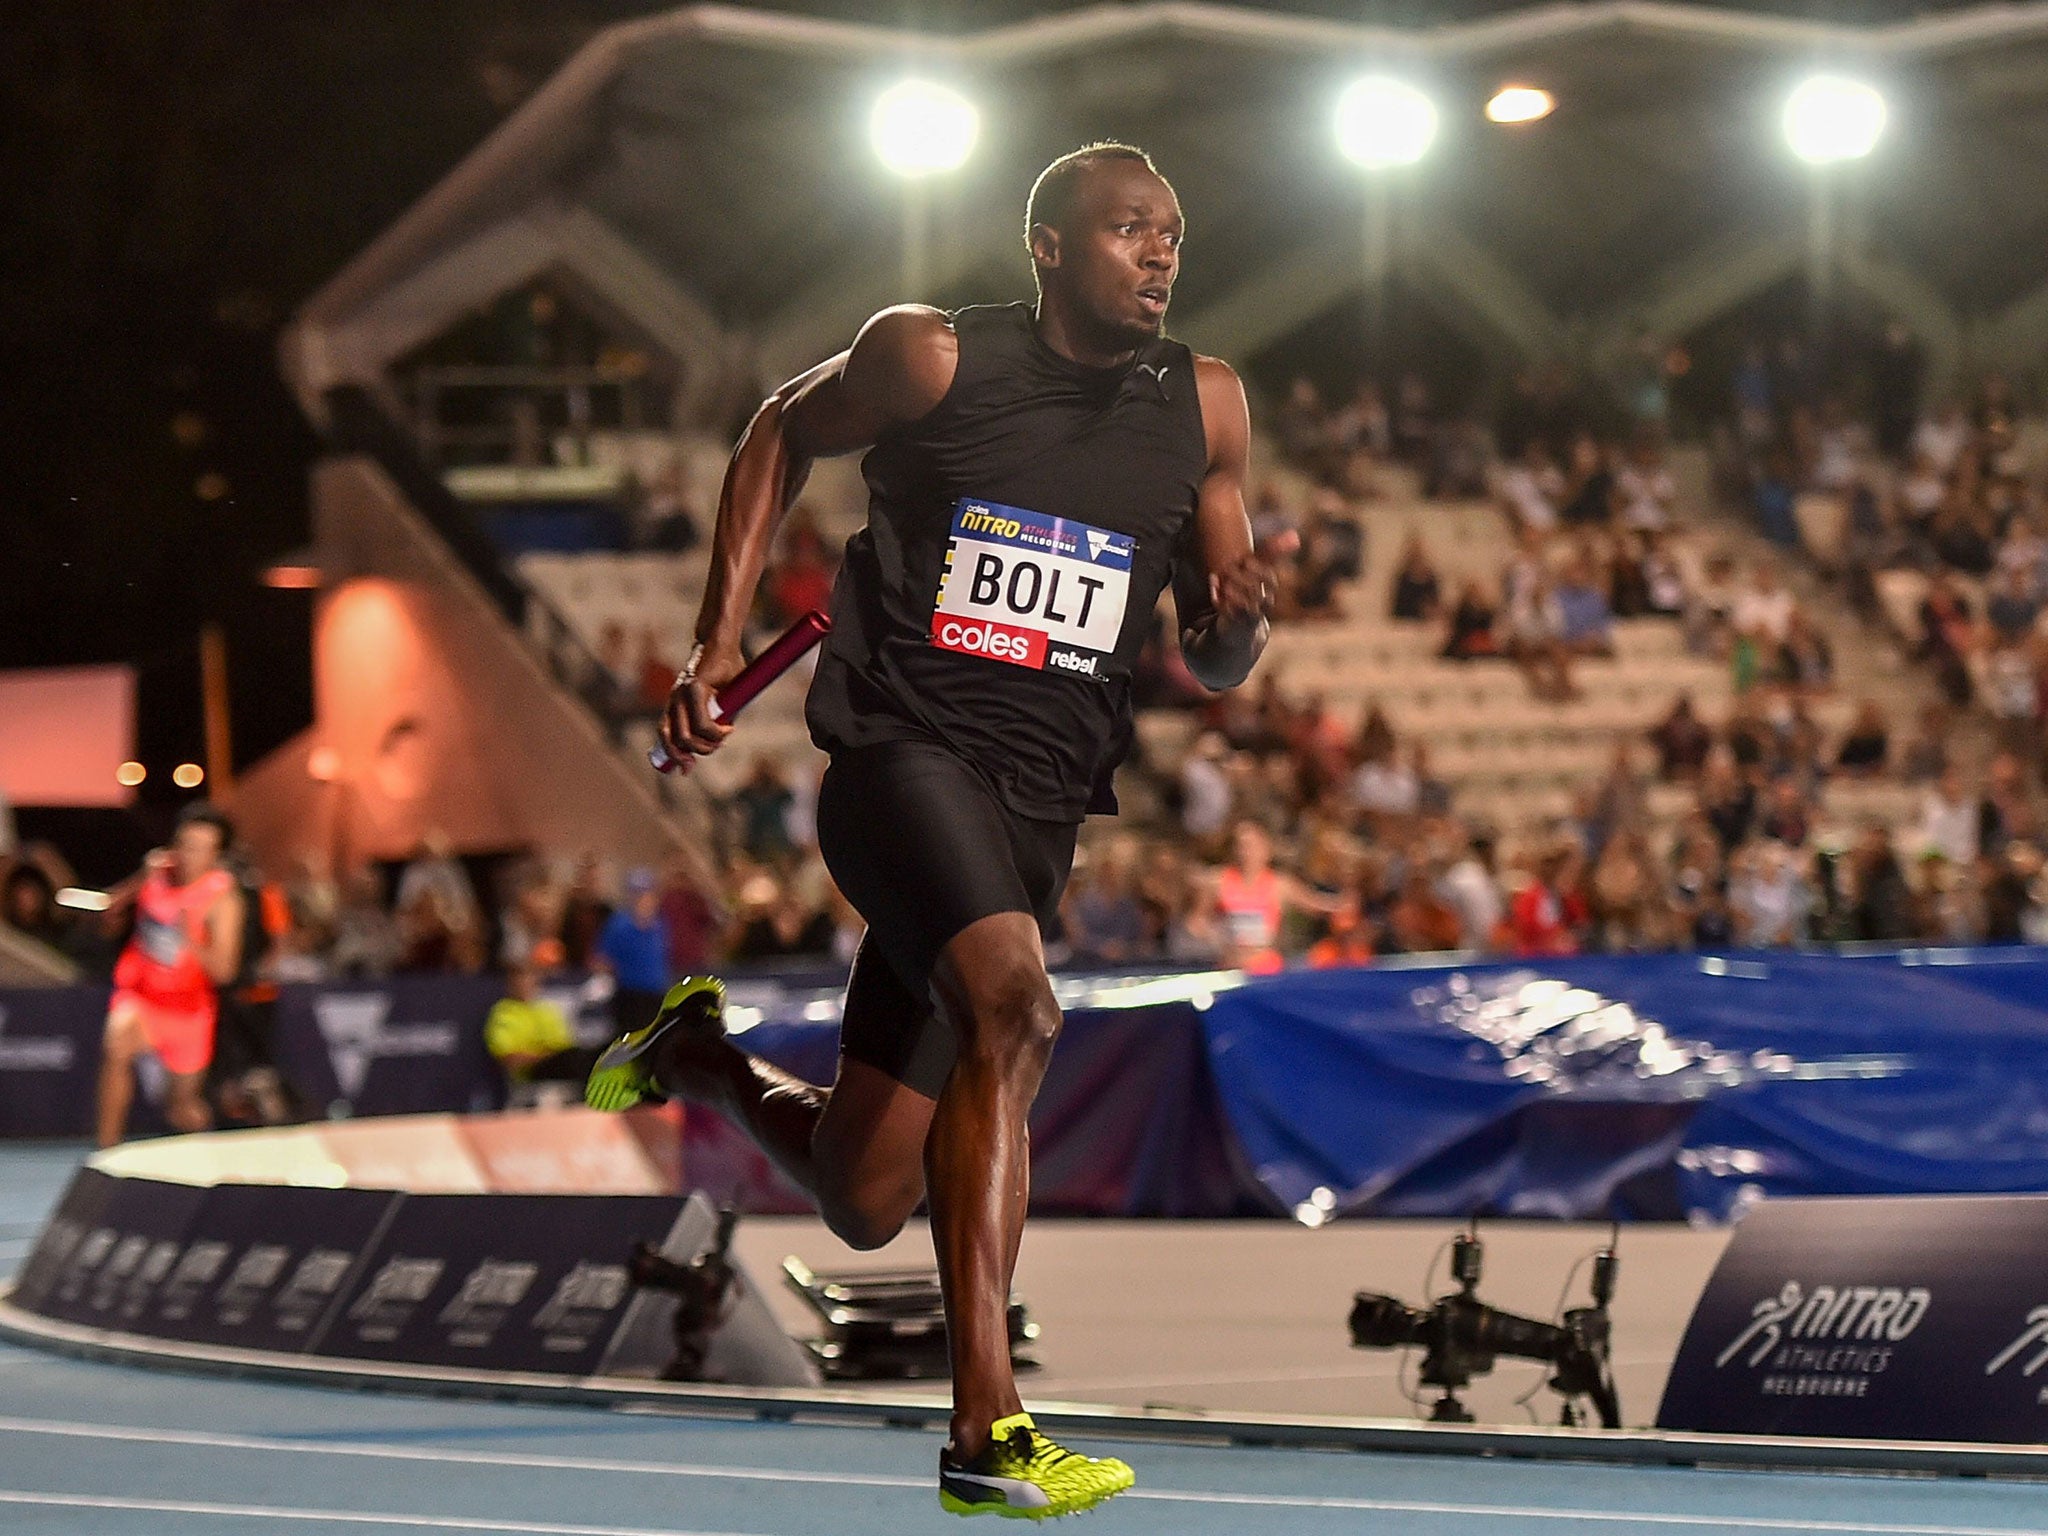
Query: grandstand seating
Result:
<box><xmin>1186</xmin><ymin>455</ymin><xmax>1935</xmax><ymax>842</ymax></box>
<box><xmin>1302</xmin><ymin>499</ymin><xmax>1925</xmax><ymax>843</ymax></box>
<box><xmin>517</xmin><ymin>547</ymin><xmax>822</xmax><ymax>800</ymax></box>
<box><xmin>515</xmin><ymin>440</ymin><xmax>1942</xmax><ymax>845</ymax></box>
<box><xmin>510</xmin><ymin>432</ymin><xmax>873</xmax><ymax>798</ymax></box>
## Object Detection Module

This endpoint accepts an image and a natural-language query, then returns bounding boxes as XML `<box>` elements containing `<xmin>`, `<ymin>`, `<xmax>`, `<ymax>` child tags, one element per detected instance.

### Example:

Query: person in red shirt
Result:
<box><xmin>99</xmin><ymin>805</ymin><xmax>245</xmax><ymax>1145</ymax></box>
<box><xmin>1306</xmin><ymin>895</ymin><xmax>1376</xmax><ymax>969</ymax></box>
<box><xmin>1508</xmin><ymin>846</ymin><xmax>1585</xmax><ymax>956</ymax></box>
<box><xmin>636</xmin><ymin>626</ymin><xmax>678</xmax><ymax>714</ymax></box>
<box><xmin>763</xmin><ymin>515</ymin><xmax>837</xmax><ymax>626</ymax></box>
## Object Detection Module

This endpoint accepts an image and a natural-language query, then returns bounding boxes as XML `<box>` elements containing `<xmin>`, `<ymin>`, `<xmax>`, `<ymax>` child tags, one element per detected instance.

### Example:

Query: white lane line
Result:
<box><xmin>1045</xmin><ymin>1363</ymin><xmax>1401</xmax><ymax>1393</ymax></box>
<box><xmin>0</xmin><ymin>1415</ymin><xmax>918</xmax><ymax>1491</ymax></box>
<box><xmin>1042</xmin><ymin>1358</ymin><xmax>1653</xmax><ymax>1394</ymax></box>
<box><xmin>1135</xmin><ymin>1487</ymin><xmax>2048</xmax><ymax>1534</ymax></box>
<box><xmin>0</xmin><ymin>1490</ymin><xmax>753</xmax><ymax>1534</ymax></box>
<box><xmin>0</xmin><ymin>1415</ymin><xmax>2039</xmax><ymax>1535</ymax></box>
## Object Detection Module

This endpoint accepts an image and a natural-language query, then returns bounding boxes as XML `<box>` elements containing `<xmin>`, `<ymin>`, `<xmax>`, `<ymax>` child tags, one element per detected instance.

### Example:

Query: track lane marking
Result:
<box><xmin>0</xmin><ymin>1416</ymin><xmax>915</xmax><ymax>1489</ymax></box>
<box><xmin>0</xmin><ymin>1490</ymin><xmax>753</xmax><ymax>1534</ymax></box>
<box><xmin>0</xmin><ymin>1415</ymin><xmax>2040</xmax><ymax>1534</ymax></box>
<box><xmin>1137</xmin><ymin>1488</ymin><xmax>2048</xmax><ymax>1533</ymax></box>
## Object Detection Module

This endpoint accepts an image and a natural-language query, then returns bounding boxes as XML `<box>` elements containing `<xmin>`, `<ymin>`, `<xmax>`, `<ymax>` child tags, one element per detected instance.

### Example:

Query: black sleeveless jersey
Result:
<box><xmin>806</xmin><ymin>302</ymin><xmax>1206</xmax><ymax>822</ymax></box>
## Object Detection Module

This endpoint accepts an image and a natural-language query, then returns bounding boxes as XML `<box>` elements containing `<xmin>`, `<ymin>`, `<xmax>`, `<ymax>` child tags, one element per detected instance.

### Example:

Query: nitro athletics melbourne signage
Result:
<box><xmin>1659</xmin><ymin>1195</ymin><xmax>2048</xmax><ymax>1442</ymax></box>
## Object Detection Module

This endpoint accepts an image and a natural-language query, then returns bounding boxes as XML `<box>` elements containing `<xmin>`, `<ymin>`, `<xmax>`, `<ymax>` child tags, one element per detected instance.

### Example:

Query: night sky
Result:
<box><xmin>0</xmin><ymin>0</ymin><xmax>1985</xmax><ymax>870</ymax></box>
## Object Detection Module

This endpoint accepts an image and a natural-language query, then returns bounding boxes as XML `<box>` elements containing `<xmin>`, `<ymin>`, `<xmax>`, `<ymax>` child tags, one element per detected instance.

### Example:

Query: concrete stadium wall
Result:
<box><xmin>231</xmin><ymin>457</ymin><xmax>692</xmax><ymax>877</ymax></box>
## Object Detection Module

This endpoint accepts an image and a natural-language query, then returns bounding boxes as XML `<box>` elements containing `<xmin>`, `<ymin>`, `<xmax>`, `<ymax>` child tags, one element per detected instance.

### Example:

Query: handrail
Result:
<box><xmin>410</xmin><ymin>363</ymin><xmax>651</xmax><ymax>389</ymax></box>
<box><xmin>319</xmin><ymin>385</ymin><xmax>637</xmax><ymax>746</ymax></box>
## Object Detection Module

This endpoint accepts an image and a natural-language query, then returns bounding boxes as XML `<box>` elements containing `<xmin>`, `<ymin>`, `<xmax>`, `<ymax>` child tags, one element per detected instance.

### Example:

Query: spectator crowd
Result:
<box><xmin>1714</xmin><ymin>331</ymin><xmax>2048</xmax><ymax>772</ymax></box>
<box><xmin>12</xmin><ymin>333</ymin><xmax>2048</xmax><ymax>997</ymax></box>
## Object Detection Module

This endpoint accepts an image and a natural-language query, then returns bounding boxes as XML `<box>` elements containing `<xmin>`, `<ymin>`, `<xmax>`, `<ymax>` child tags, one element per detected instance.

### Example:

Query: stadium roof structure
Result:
<box><xmin>286</xmin><ymin>0</ymin><xmax>2048</xmax><ymax>414</ymax></box>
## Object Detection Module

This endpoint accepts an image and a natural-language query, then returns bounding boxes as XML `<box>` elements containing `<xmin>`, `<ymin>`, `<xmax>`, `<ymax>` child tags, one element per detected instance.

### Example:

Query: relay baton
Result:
<box><xmin>647</xmin><ymin>608</ymin><xmax>832</xmax><ymax>775</ymax></box>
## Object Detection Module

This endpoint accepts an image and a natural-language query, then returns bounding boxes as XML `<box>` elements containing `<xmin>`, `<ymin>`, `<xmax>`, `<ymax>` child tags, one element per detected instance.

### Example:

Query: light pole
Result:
<box><xmin>1783</xmin><ymin>74</ymin><xmax>1886</xmax><ymax>338</ymax></box>
<box><xmin>869</xmin><ymin>79</ymin><xmax>979</xmax><ymax>303</ymax></box>
<box><xmin>1335</xmin><ymin>75</ymin><xmax>1438</xmax><ymax>373</ymax></box>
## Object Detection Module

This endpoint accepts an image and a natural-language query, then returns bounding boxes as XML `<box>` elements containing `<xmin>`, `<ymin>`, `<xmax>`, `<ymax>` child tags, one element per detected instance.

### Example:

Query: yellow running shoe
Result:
<box><xmin>584</xmin><ymin>976</ymin><xmax>726</xmax><ymax>1112</ymax></box>
<box><xmin>938</xmin><ymin>1413</ymin><xmax>1135</xmax><ymax>1520</ymax></box>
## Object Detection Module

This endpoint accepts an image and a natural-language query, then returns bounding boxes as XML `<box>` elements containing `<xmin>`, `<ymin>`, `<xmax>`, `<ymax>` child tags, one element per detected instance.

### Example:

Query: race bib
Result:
<box><xmin>135</xmin><ymin>911</ymin><xmax>191</xmax><ymax>968</ymax></box>
<box><xmin>930</xmin><ymin>499</ymin><xmax>1134</xmax><ymax>678</ymax></box>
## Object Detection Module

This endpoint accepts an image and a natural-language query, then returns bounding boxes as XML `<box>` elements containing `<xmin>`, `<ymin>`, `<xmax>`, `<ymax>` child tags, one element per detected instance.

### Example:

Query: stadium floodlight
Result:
<box><xmin>1486</xmin><ymin>85</ymin><xmax>1554</xmax><ymax>125</ymax></box>
<box><xmin>1336</xmin><ymin>75</ymin><xmax>1439</xmax><ymax>169</ymax></box>
<box><xmin>1783</xmin><ymin>75</ymin><xmax>1886</xmax><ymax>165</ymax></box>
<box><xmin>870</xmin><ymin>79</ymin><xmax>979</xmax><ymax>178</ymax></box>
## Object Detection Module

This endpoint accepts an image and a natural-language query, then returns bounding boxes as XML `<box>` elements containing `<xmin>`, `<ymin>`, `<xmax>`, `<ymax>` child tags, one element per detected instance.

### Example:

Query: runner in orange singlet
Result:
<box><xmin>98</xmin><ymin>804</ymin><xmax>245</xmax><ymax>1145</ymax></box>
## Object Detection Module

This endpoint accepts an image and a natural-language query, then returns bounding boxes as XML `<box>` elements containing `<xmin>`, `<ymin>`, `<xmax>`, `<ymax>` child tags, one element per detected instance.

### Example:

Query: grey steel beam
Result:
<box><xmin>1838</xmin><ymin>243</ymin><xmax>1968</xmax><ymax>393</ymax></box>
<box><xmin>751</xmin><ymin>183</ymin><xmax>1026</xmax><ymax>387</ymax></box>
<box><xmin>1170</xmin><ymin>225</ymin><xmax>1361</xmax><ymax>363</ymax></box>
<box><xmin>284</xmin><ymin>204</ymin><xmax>740</xmax><ymax>426</ymax></box>
<box><xmin>1400</xmin><ymin>213</ymin><xmax>1572</xmax><ymax>363</ymax></box>
<box><xmin>1589</xmin><ymin>227</ymin><xmax>1804</xmax><ymax>367</ymax></box>
<box><xmin>1978</xmin><ymin>271</ymin><xmax>2048</xmax><ymax>377</ymax></box>
<box><xmin>1176</xmin><ymin>213</ymin><xmax>1571</xmax><ymax>369</ymax></box>
<box><xmin>549</xmin><ymin>205</ymin><xmax>743</xmax><ymax>416</ymax></box>
<box><xmin>281</xmin><ymin>209</ymin><xmax>564</xmax><ymax>417</ymax></box>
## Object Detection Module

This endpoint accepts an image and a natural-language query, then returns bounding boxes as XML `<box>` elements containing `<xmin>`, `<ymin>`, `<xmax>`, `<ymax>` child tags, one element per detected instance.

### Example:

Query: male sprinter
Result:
<box><xmin>588</xmin><ymin>144</ymin><xmax>1278</xmax><ymax>1519</ymax></box>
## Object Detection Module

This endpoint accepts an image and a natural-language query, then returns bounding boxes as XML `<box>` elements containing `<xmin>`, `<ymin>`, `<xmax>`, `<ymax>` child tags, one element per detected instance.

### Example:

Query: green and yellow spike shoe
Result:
<box><xmin>584</xmin><ymin>976</ymin><xmax>726</xmax><ymax>1112</ymax></box>
<box><xmin>938</xmin><ymin>1413</ymin><xmax>1135</xmax><ymax>1520</ymax></box>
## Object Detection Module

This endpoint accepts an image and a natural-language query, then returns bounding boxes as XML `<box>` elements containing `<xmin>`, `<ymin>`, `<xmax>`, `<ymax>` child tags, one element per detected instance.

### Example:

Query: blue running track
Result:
<box><xmin>4</xmin><ymin>1146</ymin><xmax>2045</xmax><ymax>1536</ymax></box>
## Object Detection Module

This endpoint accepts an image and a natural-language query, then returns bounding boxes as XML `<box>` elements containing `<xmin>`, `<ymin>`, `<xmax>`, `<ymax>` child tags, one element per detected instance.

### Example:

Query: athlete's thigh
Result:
<box><xmin>817</xmin><ymin>741</ymin><xmax>1037</xmax><ymax>998</ymax></box>
<box><xmin>819</xmin><ymin>939</ymin><xmax>940</xmax><ymax>1196</ymax></box>
<box><xmin>103</xmin><ymin>996</ymin><xmax>146</xmax><ymax>1056</ymax></box>
<box><xmin>139</xmin><ymin>1004</ymin><xmax>216</xmax><ymax>1078</ymax></box>
<box><xmin>814</xmin><ymin>1054</ymin><xmax>935</xmax><ymax>1206</ymax></box>
<box><xmin>836</xmin><ymin>933</ymin><xmax>954</xmax><ymax>1101</ymax></box>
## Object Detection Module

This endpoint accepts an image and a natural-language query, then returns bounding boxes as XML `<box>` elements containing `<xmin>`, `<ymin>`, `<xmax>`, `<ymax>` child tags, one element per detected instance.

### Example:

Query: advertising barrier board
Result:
<box><xmin>310</xmin><ymin>1190</ymin><xmax>686</xmax><ymax>1374</ymax></box>
<box><xmin>146</xmin><ymin>1182</ymin><xmax>401</xmax><ymax>1353</ymax></box>
<box><xmin>28</xmin><ymin>1172</ymin><xmax>213</xmax><ymax>1330</ymax></box>
<box><xmin>1658</xmin><ymin>1195</ymin><xmax>2048</xmax><ymax>1442</ymax></box>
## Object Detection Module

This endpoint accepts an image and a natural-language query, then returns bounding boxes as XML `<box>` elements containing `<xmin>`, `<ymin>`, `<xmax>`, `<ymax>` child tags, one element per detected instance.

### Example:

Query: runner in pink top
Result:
<box><xmin>1208</xmin><ymin>820</ymin><xmax>1337</xmax><ymax>975</ymax></box>
<box><xmin>100</xmin><ymin>804</ymin><xmax>245</xmax><ymax>1145</ymax></box>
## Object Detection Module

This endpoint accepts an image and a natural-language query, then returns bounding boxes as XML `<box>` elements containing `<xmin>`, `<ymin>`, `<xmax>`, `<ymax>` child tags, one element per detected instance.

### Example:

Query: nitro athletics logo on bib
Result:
<box><xmin>930</xmin><ymin>499</ymin><xmax>1134</xmax><ymax>677</ymax></box>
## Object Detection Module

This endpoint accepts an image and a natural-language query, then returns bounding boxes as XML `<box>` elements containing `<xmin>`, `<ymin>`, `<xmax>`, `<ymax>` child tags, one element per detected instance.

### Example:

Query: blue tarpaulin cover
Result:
<box><xmin>10</xmin><ymin>949</ymin><xmax>2048</xmax><ymax>1222</ymax></box>
<box><xmin>1202</xmin><ymin>950</ymin><xmax>2048</xmax><ymax>1222</ymax></box>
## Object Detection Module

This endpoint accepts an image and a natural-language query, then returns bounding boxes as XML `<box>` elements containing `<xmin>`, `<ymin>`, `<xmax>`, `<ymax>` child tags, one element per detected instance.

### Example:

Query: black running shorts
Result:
<box><xmin>816</xmin><ymin>739</ymin><xmax>1078</xmax><ymax>1099</ymax></box>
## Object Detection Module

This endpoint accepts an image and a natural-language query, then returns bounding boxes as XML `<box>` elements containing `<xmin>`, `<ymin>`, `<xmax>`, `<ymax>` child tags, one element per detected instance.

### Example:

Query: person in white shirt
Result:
<box><xmin>1642</xmin><ymin>532</ymin><xmax>1688</xmax><ymax>615</ymax></box>
<box><xmin>1897</xmin><ymin>452</ymin><xmax>1947</xmax><ymax>528</ymax></box>
<box><xmin>1733</xmin><ymin>562</ymin><xmax>1795</xmax><ymax>646</ymax></box>
<box><xmin>1918</xmin><ymin>767</ymin><xmax>1981</xmax><ymax>865</ymax></box>
<box><xmin>1500</xmin><ymin>535</ymin><xmax>1574</xmax><ymax>701</ymax></box>
<box><xmin>1436</xmin><ymin>834</ymin><xmax>1504</xmax><ymax>950</ymax></box>
<box><xmin>1497</xmin><ymin>442</ymin><xmax>1563</xmax><ymax>534</ymax></box>
<box><xmin>1911</xmin><ymin>403</ymin><xmax>1970</xmax><ymax>478</ymax></box>
<box><xmin>1809</xmin><ymin>402</ymin><xmax>1868</xmax><ymax>492</ymax></box>
<box><xmin>1179</xmin><ymin>732</ymin><xmax>1233</xmax><ymax>843</ymax></box>
<box><xmin>1613</xmin><ymin>441</ymin><xmax>1677</xmax><ymax>531</ymax></box>
<box><xmin>1350</xmin><ymin>754</ymin><xmax>1419</xmax><ymax>819</ymax></box>
<box><xmin>1728</xmin><ymin>840</ymin><xmax>1813</xmax><ymax>947</ymax></box>
<box><xmin>1501</xmin><ymin>530</ymin><xmax>1553</xmax><ymax>638</ymax></box>
<box><xmin>1997</xmin><ymin>516</ymin><xmax>2048</xmax><ymax>602</ymax></box>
